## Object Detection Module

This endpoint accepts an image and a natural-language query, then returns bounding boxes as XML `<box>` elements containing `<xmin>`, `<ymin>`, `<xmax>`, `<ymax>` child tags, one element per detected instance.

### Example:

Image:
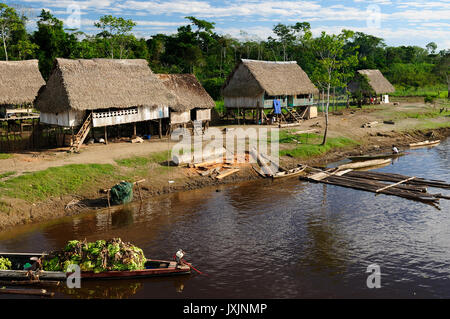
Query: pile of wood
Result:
<box><xmin>301</xmin><ymin>165</ymin><xmax>450</xmax><ymax>207</ymax></box>
<box><xmin>192</xmin><ymin>160</ymin><xmax>241</xmax><ymax>180</ymax></box>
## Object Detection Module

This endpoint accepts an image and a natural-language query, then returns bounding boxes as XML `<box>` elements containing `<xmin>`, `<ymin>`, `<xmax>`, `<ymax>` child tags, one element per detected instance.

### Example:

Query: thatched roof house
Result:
<box><xmin>156</xmin><ymin>74</ymin><xmax>215</xmax><ymax>112</ymax></box>
<box><xmin>348</xmin><ymin>69</ymin><xmax>395</xmax><ymax>95</ymax></box>
<box><xmin>36</xmin><ymin>58</ymin><xmax>176</xmax><ymax>127</ymax></box>
<box><xmin>0</xmin><ymin>60</ymin><xmax>45</xmax><ymax>106</ymax></box>
<box><xmin>223</xmin><ymin>59</ymin><xmax>318</xmax><ymax>99</ymax></box>
<box><xmin>156</xmin><ymin>74</ymin><xmax>215</xmax><ymax>125</ymax></box>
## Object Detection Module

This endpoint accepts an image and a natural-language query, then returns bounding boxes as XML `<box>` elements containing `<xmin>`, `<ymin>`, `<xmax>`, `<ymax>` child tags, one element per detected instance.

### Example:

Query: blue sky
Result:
<box><xmin>5</xmin><ymin>0</ymin><xmax>450</xmax><ymax>49</ymax></box>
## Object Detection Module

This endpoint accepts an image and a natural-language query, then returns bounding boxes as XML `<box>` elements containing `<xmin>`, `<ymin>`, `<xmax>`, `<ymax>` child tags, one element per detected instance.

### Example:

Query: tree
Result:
<box><xmin>0</xmin><ymin>3</ymin><xmax>22</xmax><ymax>60</ymax></box>
<box><xmin>310</xmin><ymin>30</ymin><xmax>359</xmax><ymax>145</ymax></box>
<box><xmin>94</xmin><ymin>15</ymin><xmax>136</xmax><ymax>58</ymax></box>
<box><xmin>434</xmin><ymin>52</ymin><xmax>450</xmax><ymax>99</ymax></box>
<box><xmin>426</xmin><ymin>42</ymin><xmax>437</xmax><ymax>55</ymax></box>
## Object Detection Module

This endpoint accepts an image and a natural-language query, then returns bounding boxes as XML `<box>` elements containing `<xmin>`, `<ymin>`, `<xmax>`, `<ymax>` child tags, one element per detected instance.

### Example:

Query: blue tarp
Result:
<box><xmin>273</xmin><ymin>100</ymin><xmax>282</xmax><ymax>114</ymax></box>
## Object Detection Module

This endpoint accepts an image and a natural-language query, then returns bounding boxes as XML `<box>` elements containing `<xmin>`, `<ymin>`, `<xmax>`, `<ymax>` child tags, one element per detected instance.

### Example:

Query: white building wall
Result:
<box><xmin>170</xmin><ymin>111</ymin><xmax>190</xmax><ymax>124</ymax></box>
<box><xmin>92</xmin><ymin>106</ymin><xmax>168</xmax><ymax>127</ymax></box>
<box><xmin>40</xmin><ymin>109</ymin><xmax>84</xmax><ymax>127</ymax></box>
<box><xmin>224</xmin><ymin>95</ymin><xmax>264</xmax><ymax>109</ymax></box>
<box><xmin>196</xmin><ymin>109</ymin><xmax>211</xmax><ymax>121</ymax></box>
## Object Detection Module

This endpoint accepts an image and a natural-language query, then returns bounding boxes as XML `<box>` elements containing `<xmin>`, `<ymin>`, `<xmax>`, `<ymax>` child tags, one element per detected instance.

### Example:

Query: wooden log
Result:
<box><xmin>0</xmin><ymin>288</ymin><xmax>54</xmax><ymax>297</ymax></box>
<box><xmin>0</xmin><ymin>280</ymin><xmax>60</xmax><ymax>287</ymax></box>
<box><xmin>376</xmin><ymin>177</ymin><xmax>416</xmax><ymax>193</ymax></box>
<box><xmin>215</xmin><ymin>169</ymin><xmax>240</xmax><ymax>180</ymax></box>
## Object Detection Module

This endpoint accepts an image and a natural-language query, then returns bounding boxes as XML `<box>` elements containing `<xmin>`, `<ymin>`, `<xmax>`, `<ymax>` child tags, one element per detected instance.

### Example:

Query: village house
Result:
<box><xmin>0</xmin><ymin>60</ymin><xmax>45</xmax><ymax>120</ymax></box>
<box><xmin>156</xmin><ymin>74</ymin><xmax>215</xmax><ymax>135</ymax></box>
<box><xmin>348</xmin><ymin>69</ymin><xmax>395</xmax><ymax>105</ymax></box>
<box><xmin>222</xmin><ymin>59</ymin><xmax>319</xmax><ymax>125</ymax></box>
<box><xmin>35</xmin><ymin>58</ymin><xmax>176</xmax><ymax>151</ymax></box>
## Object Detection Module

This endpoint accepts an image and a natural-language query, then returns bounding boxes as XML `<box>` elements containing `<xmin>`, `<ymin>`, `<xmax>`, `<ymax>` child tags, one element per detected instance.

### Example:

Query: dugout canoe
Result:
<box><xmin>0</xmin><ymin>253</ymin><xmax>191</xmax><ymax>280</ymax></box>
<box><xmin>272</xmin><ymin>165</ymin><xmax>307</xmax><ymax>179</ymax></box>
<box><xmin>409</xmin><ymin>140</ymin><xmax>440</xmax><ymax>148</ymax></box>
<box><xmin>348</xmin><ymin>151</ymin><xmax>406</xmax><ymax>161</ymax></box>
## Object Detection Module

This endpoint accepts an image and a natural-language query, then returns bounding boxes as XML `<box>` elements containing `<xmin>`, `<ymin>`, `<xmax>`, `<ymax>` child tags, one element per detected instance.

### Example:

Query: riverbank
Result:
<box><xmin>0</xmin><ymin>101</ymin><xmax>449</xmax><ymax>232</ymax></box>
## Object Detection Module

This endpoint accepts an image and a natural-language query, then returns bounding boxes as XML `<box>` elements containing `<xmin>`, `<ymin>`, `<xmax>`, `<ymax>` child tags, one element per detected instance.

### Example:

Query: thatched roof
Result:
<box><xmin>222</xmin><ymin>59</ymin><xmax>318</xmax><ymax>97</ymax></box>
<box><xmin>348</xmin><ymin>69</ymin><xmax>395</xmax><ymax>94</ymax></box>
<box><xmin>35</xmin><ymin>58</ymin><xmax>176</xmax><ymax>113</ymax></box>
<box><xmin>156</xmin><ymin>74</ymin><xmax>215</xmax><ymax>112</ymax></box>
<box><xmin>0</xmin><ymin>60</ymin><xmax>45</xmax><ymax>106</ymax></box>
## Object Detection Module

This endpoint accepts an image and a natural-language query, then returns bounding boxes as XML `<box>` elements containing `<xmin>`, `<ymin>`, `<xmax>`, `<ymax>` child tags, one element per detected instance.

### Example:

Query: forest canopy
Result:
<box><xmin>0</xmin><ymin>3</ymin><xmax>448</xmax><ymax>100</ymax></box>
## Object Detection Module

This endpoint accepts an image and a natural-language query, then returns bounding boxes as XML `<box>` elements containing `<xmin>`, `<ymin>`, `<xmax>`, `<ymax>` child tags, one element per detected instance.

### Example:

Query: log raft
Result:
<box><xmin>301</xmin><ymin>166</ymin><xmax>450</xmax><ymax>207</ymax></box>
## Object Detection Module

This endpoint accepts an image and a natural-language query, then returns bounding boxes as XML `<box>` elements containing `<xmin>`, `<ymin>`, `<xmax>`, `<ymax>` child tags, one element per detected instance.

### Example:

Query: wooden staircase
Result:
<box><xmin>69</xmin><ymin>113</ymin><xmax>93</xmax><ymax>153</ymax></box>
<box><xmin>284</xmin><ymin>107</ymin><xmax>308</xmax><ymax>123</ymax></box>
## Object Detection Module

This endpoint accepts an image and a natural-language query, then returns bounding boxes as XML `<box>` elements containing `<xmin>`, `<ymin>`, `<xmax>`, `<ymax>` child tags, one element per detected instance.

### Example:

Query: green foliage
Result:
<box><xmin>0</xmin><ymin>257</ymin><xmax>12</xmax><ymax>270</ymax></box>
<box><xmin>0</xmin><ymin>153</ymin><xmax>12</xmax><ymax>160</ymax></box>
<box><xmin>41</xmin><ymin>238</ymin><xmax>146</xmax><ymax>273</ymax></box>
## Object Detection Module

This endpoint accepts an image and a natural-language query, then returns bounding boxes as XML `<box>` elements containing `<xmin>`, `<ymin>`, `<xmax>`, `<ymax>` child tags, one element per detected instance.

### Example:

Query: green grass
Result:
<box><xmin>382</xmin><ymin>108</ymin><xmax>450</xmax><ymax>121</ymax></box>
<box><xmin>115</xmin><ymin>151</ymin><xmax>171</xmax><ymax>168</ymax></box>
<box><xmin>391</xmin><ymin>85</ymin><xmax>448</xmax><ymax>98</ymax></box>
<box><xmin>0</xmin><ymin>171</ymin><xmax>15</xmax><ymax>179</ymax></box>
<box><xmin>0</xmin><ymin>164</ymin><xmax>116</xmax><ymax>202</ymax></box>
<box><xmin>278</xmin><ymin>131</ymin><xmax>358</xmax><ymax>158</ymax></box>
<box><xmin>0</xmin><ymin>154</ymin><xmax>12</xmax><ymax>160</ymax></box>
<box><xmin>405</xmin><ymin>120</ymin><xmax>450</xmax><ymax>131</ymax></box>
<box><xmin>215</xmin><ymin>100</ymin><xmax>225</xmax><ymax>114</ymax></box>
<box><xmin>0</xmin><ymin>200</ymin><xmax>10</xmax><ymax>214</ymax></box>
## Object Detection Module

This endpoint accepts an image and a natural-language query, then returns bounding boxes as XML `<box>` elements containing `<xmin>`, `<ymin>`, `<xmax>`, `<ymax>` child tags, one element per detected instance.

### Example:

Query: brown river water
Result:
<box><xmin>0</xmin><ymin>139</ymin><xmax>449</xmax><ymax>299</ymax></box>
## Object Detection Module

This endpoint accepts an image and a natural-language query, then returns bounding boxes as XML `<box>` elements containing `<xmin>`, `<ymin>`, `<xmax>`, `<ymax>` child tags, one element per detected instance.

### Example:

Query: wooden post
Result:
<box><xmin>133</xmin><ymin>123</ymin><xmax>137</xmax><ymax>137</ymax></box>
<box><xmin>104</xmin><ymin>126</ymin><xmax>108</xmax><ymax>144</ymax></box>
<box><xmin>159</xmin><ymin>119</ymin><xmax>162</xmax><ymax>139</ymax></box>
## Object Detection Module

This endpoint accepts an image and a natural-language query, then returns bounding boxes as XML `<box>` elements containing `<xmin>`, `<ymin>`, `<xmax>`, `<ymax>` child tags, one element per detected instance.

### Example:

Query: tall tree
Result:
<box><xmin>0</xmin><ymin>3</ymin><xmax>22</xmax><ymax>60</ymax></box>
<box><xmin>310</xmin><ymin>30</ymin><xmax>358</xmax><ymax>145</ymax></box>
<box><xmin>94</xmin><ymin>15</ymin><xmax>136</xmax><ymax>59</ymax></box>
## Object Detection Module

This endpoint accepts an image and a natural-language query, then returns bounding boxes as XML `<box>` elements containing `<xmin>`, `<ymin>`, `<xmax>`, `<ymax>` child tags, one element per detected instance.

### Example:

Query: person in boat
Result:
<box><xmin>175</xmin><ymin>249</ymin><xmax>185</xmax><ymax>268</ymax></box>
<box><xmin>392</xmin><ymin>145</ymin><xmax>399</xmax><ymax>154</ymax></box>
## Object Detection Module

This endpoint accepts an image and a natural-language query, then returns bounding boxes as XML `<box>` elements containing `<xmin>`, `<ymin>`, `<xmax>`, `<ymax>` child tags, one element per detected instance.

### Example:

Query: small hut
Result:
<box><xmin>0</xmin><ymin>60</ymin><xmax>45</xmax><ymax>119</ymax></box>
<box><xmin>348</xmin><ymin>69</ymin><xmax>395</xmax><ymax>104</ymax></box>
<box><xmin>222</xmin><ymin>59</ymin><xmax>319</xmax><ymax>124</ymax></box>
<box><xmin>156</xmin><ymin>74</ymin><xmax>215</xmax><ymax>132</ymax></box>
<box><xmin>35</xmin><ymin>58</ymin><xmax>175</xmax><ymax>149</ymax></box>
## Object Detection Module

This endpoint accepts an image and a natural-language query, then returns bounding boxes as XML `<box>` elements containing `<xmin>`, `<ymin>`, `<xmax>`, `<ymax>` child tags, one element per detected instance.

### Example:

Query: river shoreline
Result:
<box><xmin>0</xmin><ymin>123</ymin><xmax>448</xmax><ymax>233</ymax></box>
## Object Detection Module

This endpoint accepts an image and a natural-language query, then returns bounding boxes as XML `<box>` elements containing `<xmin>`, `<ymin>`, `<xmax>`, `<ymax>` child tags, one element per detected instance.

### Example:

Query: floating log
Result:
<box><xmin>272</xmin><ymin>166</ymin><xmax>307</xmax><ymax>179</ymax></box>
<box><xmin>375</xmin><ymin>177</ymin><xmax>416</xmax><ymax>193</ymax></box>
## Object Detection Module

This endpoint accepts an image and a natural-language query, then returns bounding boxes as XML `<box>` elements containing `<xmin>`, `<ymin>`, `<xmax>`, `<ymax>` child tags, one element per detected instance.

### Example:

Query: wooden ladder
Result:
<box><xmin>69</xmin><ymin>112</ymin><xmax>93</xmax><ymax>153</ymax></box>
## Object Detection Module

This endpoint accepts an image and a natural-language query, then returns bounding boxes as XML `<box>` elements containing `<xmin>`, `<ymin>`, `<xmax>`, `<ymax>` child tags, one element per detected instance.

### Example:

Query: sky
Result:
<box><xmin>5</xmin><ymin>0</ymin><xmax>450</xmax><ymax>50</ymax></box>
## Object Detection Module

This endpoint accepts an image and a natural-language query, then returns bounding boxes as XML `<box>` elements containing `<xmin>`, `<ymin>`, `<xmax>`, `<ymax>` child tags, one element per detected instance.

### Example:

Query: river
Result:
<box><xmin>0</xmin><ymin>138</ymin><xmax>448</xmax><ymax>298</ymax></box>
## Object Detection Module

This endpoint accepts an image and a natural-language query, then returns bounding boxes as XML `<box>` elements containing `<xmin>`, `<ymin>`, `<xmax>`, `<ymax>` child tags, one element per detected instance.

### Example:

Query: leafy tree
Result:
<box><xmin>94</xmin><ymin>15</ymin><xmax>136</xmax><ymax>58</ymax></box>
<box><xmin>310</xmin><ymin>30</ymin><xmax>358</xmax><ymax>145</ymax></box>
<box><xmin>0</xmin><ymin>3</ymin><xmax>23</xmax><ymax>60</ymax></box>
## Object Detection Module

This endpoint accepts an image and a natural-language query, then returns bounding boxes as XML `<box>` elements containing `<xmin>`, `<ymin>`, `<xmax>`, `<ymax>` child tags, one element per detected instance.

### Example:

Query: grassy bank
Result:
<box><xmin>391</xmin><ymin>85</ymin><xmax>448</xmax><ymax>98</ymax></box>
<box><xmin>0</xmin><ymin>154</ymin><xmax>12</xmax><ymax>160</ymax></box>
<box><xmin>278</xmin><ymin>131</ymin><xmax>358</xmax><ymax>158</ymax></box>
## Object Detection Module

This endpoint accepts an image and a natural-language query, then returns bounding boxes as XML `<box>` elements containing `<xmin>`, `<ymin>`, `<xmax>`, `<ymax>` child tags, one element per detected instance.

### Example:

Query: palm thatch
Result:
<box><xmin>0</xmin><ymin>60</ymin><xmax>45</xmax><ymax>106</ymax></box>
<box><xmin>348</xmin><ymin>69</ymin><xmax>395</xmax><ymax>95</ymax></box>
<box><xmin>156</xmin><ymin>74</ymin><xmax>215</xmax><ymax>112</ymax></box>
<box><xmin>222</xmin><ymin>59</ymin><xmax>319</xmax><ymax>97</ymax></box>
<box><xmin>35</xmin><ymin>58</ymin><xmax>176</xmax><ymax>113</ymax></box>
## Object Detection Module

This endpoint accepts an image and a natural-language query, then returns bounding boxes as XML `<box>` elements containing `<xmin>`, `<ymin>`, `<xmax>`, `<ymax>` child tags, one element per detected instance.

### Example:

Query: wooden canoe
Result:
<box><xmin>0</xmin><ymin>253</ymin><xmax>191</xmax><ymax>280</ymax></box>
<box><xmin>337</xmin><ymin>158</ymin><xmax>391</xmax><ymax>170</ymax></box>
<box><xmin>409</xmin><ymin>140</ymin><xmax>440</xmax><ymax>148</ymax></box>
<box><xmin>273</xmin><ymin>166</ymin><xmax>306</xmax><ymax>179</ymax></box>
<box><xmin>348</xmin><ymin>151</ymin><xmax>406</xmax><ymax>161</ymax></box>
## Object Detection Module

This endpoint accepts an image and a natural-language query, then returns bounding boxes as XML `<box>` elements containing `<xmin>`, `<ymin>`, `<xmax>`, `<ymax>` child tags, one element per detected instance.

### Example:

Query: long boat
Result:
<box><xmin>348</xmin><ymin>151</ymin><xmax>406</xmax><ymax>161</ymax></box>
<box><xmin>409</xmin><ymin>140</ymin><xmax>440</xmax><ymax>148</ymax></box>
<box><xmin>0</xmin><ymin>253</ymin><xmax>191</xmax><ymax>280</ymax></box>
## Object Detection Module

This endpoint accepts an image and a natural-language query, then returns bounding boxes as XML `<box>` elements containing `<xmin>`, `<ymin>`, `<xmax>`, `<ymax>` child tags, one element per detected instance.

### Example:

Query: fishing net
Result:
<box><xmin>41</xmin><ymin>238</ymin><xmax>146</xmax><ymax>273</ymax></box>
<box><xmin>110</xmin><ymin>182</ymin><xmax>134</xmax><ymax>205</ymax></box>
